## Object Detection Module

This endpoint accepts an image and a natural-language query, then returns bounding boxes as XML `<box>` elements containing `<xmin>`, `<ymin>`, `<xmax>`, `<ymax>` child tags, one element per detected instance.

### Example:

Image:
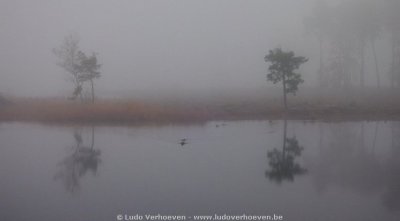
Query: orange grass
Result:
<box><xmin>0</xmin><ymin>99</ymin><xmax>212</xmax><ymax>124</ymax></box>
<box><xmin>1</xmin><ymin>90</ymin><xmax>400</xmax><ymax>124</ymax></box>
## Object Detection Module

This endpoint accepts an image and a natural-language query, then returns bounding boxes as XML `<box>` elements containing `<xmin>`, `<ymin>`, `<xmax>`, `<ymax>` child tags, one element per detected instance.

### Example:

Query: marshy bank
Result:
<box><xmin>2</xmin><ymin>89</ymin><xmax>400</xmax><ymax>124</ymax></box>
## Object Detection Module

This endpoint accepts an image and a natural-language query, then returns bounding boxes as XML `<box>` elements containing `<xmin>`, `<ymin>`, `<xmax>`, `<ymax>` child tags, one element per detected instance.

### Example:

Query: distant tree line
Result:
<box><xmin>304</xmin><ymin>0</ymin><xmax>400</xmax><ymax>89</ymax></box>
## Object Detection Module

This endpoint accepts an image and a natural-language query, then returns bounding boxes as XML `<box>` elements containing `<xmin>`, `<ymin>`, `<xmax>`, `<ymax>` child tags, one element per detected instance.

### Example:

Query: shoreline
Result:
<box><xmin>1</xmin><ymin>99</ymin><xmax>400</xmax><ymax>125</ymax></box>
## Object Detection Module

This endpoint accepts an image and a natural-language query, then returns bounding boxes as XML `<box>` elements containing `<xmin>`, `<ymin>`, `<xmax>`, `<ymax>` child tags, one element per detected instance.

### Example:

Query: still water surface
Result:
<box><xmin>0</xmin><ymin>121</ymin><xmax>399</xmax><ymax>221</ymax></box>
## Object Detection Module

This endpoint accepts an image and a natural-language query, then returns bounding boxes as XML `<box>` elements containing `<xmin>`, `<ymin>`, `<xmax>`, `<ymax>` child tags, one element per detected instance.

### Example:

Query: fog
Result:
<box><xmin>0</xmin><ymin>0</ymin><xmax>398</xmax><ymax>98</ymax></box>
<box><xmin>2</xmin><ymin>2</ymin><xmax>400</xmax><ymax>220</ymax></box>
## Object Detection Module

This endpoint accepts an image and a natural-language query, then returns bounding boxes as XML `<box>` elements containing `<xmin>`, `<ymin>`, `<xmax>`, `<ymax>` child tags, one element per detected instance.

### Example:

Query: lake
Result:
<box><xmin>0</xmin><ymin>121</ymin><xmax>399</xmax><ymax>221</ymax></box>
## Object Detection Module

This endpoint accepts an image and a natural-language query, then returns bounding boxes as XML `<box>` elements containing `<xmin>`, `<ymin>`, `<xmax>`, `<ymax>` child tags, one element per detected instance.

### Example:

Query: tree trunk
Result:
<box><xmin>79</xmin><ymin>83</ymin><xmax>83</xmax><ymax>102</ymax></box>
<box><xmin>391</xmin><ymin>122</ymin><xmax>394</xmax><ymax>150</ymax></box>
<box><xmin>360</xmin><ymin>42</ymin><xmax>365</xmax><ymax>88</ymax></box>
<box><xmin>359</xmin><ymin>123</ymin><xmax>365</xmax><ymax>150</ymax></box>
<box><xmin>282</xmin><ymin>119</ymin><xmax>287</xmax><ymax>160</ymax></box>
<box><xmin>319</xmin><ymin>37</ymin><xmax>324</xmax><ymax>87</ymax></box>
<box><xmin>391</xmin><ymin>32</ymin><xmax>396</xmax><ymax>89</ymax></box>
<box><xmin>91</xmin><ymin>127</ymin><xmax>95</xmax><ymax>149</ymax></box>
<box><xmin>90</xmin><ymin>79</ymin><xmax>95</xmax><ymax>103</ymax></box>
<box><xmin>282</xmin><ymin>75</ymin><xmax>287</xmax><ymax>111</ymax></box>
<box><xmin>339</xmin><ymin>53</ymin><xmax>346</xmax><ymax>88</ymax></box>
<box><xmin>73</xmin><ymin>73</ymin><xmax>83</xmax><ymax>102</ymax></box>
<box><xmin>372</xmin><ymin>122</ymin><xmax>379</xmax><ymax>153</ymax></box>
<box><xmin>371</xmin><ymin>38</ymin><xmax>380</xmax><ymax>88</ymax></box>
<box><xmin>318</xmin><ymin>122</ymin><xmax>324</xmax><ymax>153</ymax></box>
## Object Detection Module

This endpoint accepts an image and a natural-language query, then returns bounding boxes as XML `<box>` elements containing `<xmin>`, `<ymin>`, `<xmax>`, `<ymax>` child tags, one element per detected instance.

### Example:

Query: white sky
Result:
<box><xmin>0</xmin><ymin>0</ymin><xmax>333</xmax><ymax>97</ymax></box>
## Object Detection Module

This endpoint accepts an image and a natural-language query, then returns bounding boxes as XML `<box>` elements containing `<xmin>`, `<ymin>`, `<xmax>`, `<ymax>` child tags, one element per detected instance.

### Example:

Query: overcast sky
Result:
<box><xmin>0</xmin><ymin>0</ymin><xmax>325</xmax><ymax>97</ymax></box>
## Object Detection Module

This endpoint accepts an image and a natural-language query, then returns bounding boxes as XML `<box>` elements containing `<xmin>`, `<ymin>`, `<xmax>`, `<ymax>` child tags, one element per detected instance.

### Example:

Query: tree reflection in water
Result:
<box><xmin>54</xmin><ymin>127</ymin><xmax>101</xmax><ymax>194</ymax></box>
<box><xmin>382</xmin><ymin>122</ymin><xmax>400</xmax><ymax>211</ymax></box>
<box><xmin>265</xmin><ymin>119</ymin><xmax>307</xmax><ymax>183</ymax></box>
<box><xmin>309</xmin><ymin>122</ymin><xmax>400</xmax><ymax>212</ymax></box>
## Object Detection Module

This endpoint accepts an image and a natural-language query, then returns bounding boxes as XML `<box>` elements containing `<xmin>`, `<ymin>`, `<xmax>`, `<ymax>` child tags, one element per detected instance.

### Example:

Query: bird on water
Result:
<box><xmin>179</xmin><ymin>139</ymin><xmax>187</xmax><ymax>146</ymax></box>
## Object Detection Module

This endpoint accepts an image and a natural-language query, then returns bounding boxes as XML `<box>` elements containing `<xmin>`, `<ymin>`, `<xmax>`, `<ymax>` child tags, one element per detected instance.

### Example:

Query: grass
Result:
<box><xmin>1</xmin><ymin>88</ymin><xmax>400</xmax><ymax>124</ymax></box>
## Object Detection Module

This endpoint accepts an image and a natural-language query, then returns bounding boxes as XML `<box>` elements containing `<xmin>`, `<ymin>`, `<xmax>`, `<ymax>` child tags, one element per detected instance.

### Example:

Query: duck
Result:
<box><xmin>179</xmin><ymin>138</ymin><xmax>187</xmax><ymax>146</ymax></box>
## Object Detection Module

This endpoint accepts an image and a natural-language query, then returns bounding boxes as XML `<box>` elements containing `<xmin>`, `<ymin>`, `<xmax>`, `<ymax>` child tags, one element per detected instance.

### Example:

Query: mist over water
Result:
<box><xmin>0</xmin><ymin>121</ymin><xmax>399</xmax><ymax>221</ymax></box>
<box><xmin>1</xmin><ymin>1</ymin><xmax>400</xmax><ymax>221</ymax></box>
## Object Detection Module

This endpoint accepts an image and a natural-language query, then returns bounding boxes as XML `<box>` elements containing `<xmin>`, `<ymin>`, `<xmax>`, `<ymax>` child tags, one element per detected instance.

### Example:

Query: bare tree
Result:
<box><xmin>304</xmin><ymin>1</ymin><xmax>333</xmax><ymax>87</ymax></box>
<box><xmin>53</xmin><ymin>34</ymin><xmax>84</xmax><ymax>100</ymax></box>
<box><xmin>384</xmin><ymin>0</ymin><xmax>400</xmax><ymax>88</ymax></box>
<box><xmin>53</xmin><ymin>35</ymin><xmax>102</xmax><ymax>102</ymax></box>
<box><xmin>352</xmin><ymin>0</ymin><xmax>382</xmax><ymax>88</ymax></box>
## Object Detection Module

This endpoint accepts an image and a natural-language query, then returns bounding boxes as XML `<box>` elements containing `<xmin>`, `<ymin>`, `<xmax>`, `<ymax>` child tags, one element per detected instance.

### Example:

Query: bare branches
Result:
<box><xmin>53</xmin><ymin>35</ymin><xmax>101</xmax><ymax>102</ymax></box>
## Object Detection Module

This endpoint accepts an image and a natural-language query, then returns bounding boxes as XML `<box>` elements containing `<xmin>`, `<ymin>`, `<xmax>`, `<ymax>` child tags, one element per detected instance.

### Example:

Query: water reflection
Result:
<box><xmin>310</xmin><ymin>122</ymin><xmax>400</xmax><ymax>212</ymax></box>
<box><xmin>54</xmin><ymin>127</ymin><xmax>101</xmax><ymax>194</ymax></box>
<box><xmin>265</xmin><ymin>119</ymin><xmax>307</xmax><ymax>183</ymax></box>
<box><xmin>314</xmin><ymin>123</ymin><xmax>383</xmax><ymax>190</ymax></box>
<box><xmin>382</xmin><ymin>122</ymin><xmax>400</xmax><ymax>211</ymax></box>
<box><xmin>1</xmin><ymin>121</ymin><xmax>400</xmax><ymax>220</ymax></box>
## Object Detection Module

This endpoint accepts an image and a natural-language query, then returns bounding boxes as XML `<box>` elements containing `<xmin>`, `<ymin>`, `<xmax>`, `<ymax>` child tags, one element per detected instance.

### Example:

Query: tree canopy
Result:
<box><xmin>53</xmin><ymin>35</ymin><xmax>101</xmax><ymax>102</ymax></box>
<box><xmin>264</xmin><ymin>48</ymin><xmax>308</xmax><ymax>109</ymax></box>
